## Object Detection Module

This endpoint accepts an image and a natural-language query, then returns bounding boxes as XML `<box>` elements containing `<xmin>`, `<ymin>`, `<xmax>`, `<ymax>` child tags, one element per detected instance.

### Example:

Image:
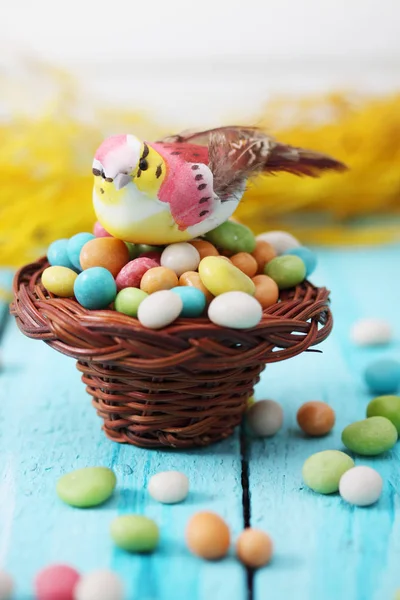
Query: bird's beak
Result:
<box><xmin>113</xmin><ymin>173</ymin><xmax>132</xmax><ymax>191</ymax></box>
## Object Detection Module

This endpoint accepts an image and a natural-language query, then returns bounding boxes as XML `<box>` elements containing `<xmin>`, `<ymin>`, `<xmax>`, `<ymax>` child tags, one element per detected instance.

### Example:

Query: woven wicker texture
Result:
<box><xmin>11</xmin><ymin>258</ymin><xmax>332</xmax><ymax>448</ymax></box>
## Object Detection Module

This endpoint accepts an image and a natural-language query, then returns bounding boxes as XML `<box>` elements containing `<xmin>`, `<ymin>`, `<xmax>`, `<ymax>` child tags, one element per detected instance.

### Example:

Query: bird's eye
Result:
<box><xmin>92</xmin><ymin>168</ymin><xmax>101</xmax><ymax>176</ymax></box>
<box><xmin>139</xmin><ymin>158</ymin><xmax>148</xmax><ymax>171</ymax></box>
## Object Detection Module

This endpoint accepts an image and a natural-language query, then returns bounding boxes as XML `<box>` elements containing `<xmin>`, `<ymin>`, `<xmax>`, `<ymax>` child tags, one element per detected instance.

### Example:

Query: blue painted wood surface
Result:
<box><xmin>0</xmin><ymin>246</ymin><xmax>400</xmax><ymax>600</ymax></box>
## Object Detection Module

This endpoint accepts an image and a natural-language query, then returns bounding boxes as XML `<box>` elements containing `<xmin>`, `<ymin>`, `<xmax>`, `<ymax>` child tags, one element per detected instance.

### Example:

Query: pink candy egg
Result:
<box><xmin>116</xmin><ymin>257</ymin><xmax>159</xmax><ymax>291</ymax></box>
<box><xmin>93</xmin><ymin>221</ymin><xmax>112</xmax><ymax>238</ymax></box>
<box><xmin>139</xmin><ymin>251</ymin><xmax>162</xmax><ymax>264</ymax></box>
<box><xmin>35</xmin><ymin>564</ymin><xmax>80</xmax><ymax>600</ymax></box>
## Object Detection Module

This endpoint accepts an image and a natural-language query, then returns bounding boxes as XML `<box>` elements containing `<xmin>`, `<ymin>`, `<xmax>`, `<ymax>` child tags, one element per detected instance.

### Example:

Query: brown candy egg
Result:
<box><xmin>79</xmin><ymin>238</ymin><xmax>130</xmax><ymax>277</ymax></box>
<box><xmin>236</xmin><ymin>529</ymin><xmax>273</xmax><ymax>568</ymax></box>
<box><xmin>252</xmin><ymin>240</ymin><xmax>276</xmax><ymax>273</ymax></box>
<box><xmin>179</xmin><ymin>271</ymin><xmax>214</xmax><ymax>304</ymax></box>
<box><xmin>297</xmin><ymin>401</ymin><xmax>336</xmax><ymax>437</ymax></box>
<box><xmin>189</xmin><ymin>240</ymin><xmax>219</xmax><ymax>260</ymax></box>
<box><xmin>230</xmin><ymin>252</ymin><xmax>258</xmax><ymax>278</ymax></box>
<box><xmin>140</xmin><ymin>267</ymin><xmax>179</xmax><ymax>294</ymax></box>
<box><xmin>252</xmin><ymin>275</ymin><xmax>279</xmax><ymax>309</ymax></box>
<box><xmin>186</xmin><ymin>512</ymin><xmax>230</xmax><ymax>560</ymax></box>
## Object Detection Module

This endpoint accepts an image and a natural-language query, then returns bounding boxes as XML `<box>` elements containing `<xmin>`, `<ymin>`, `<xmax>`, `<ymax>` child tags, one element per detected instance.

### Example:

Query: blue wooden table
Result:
<box><xmin>1</xmin><ymin>245</ymin><xmax>400</xmax><ymax>600</ymax></box>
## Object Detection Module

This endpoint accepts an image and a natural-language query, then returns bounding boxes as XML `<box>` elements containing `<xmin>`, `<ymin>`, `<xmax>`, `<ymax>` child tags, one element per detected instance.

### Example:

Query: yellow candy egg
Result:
<box><xmin>42</xmin><ymin>266</ymin><xmax>78</xmax><ymax>297</ymax></box>
<box><xmin>198</xmin><ymin>256</ymin><xmax>255</xmax><ymax>297</ymax></box>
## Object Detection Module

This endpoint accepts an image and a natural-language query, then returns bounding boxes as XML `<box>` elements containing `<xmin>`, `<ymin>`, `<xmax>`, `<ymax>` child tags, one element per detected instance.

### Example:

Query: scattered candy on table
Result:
<box><xmin>235</xmin><ymin>529</ymin><xmax>274</xmax><ymax>568</ymax></box>
<box><xmin>186</xmin><ymin>512</ymin><xmax>231</xmax><ymax>560</ymax></box>
<box><xmin>296</xmin><ymin>401</ymin><xmax>335</xmax><ymax>437</ymax></box>
<box><xmin>364</xmin><ymin>359</ymin><xmax>400</xmax><ymax>394</ymax></box>
<box><xmin>0</xmin><ymin>571</ymin><xmax>13</xmax><ymax>600</ymax></box>
<box><xmin>148</xmin><ymin>471</ymin><xmax>189</xmax><ymax>504</ymax></box>
<box><xmin>74</xmin><ymin>570</ymin><xmax>124</xmax><ymax>600</ymax></box>
<box><xmin>302</xmin><ymin>450</ymin><xmax>355</xmax><ymax>494</ymax></box>
<box><xmin>110</xmin><ymin>515</ymin><xmax>159</xmax><ymax>553</ymax></box>
<box><xmin>246</xmin><ymin>399</ymin><xmax>284</xmax><ymax>437</ymax></box>
<box><xmin>56</xmin><ymin>467</ymin><xmax>117</xmax><ymax>508</ymax></box>
<box><xmin>341</xmin><ymin>416</ymin><xmax>398</xmax><ymax>456</ymax></box>
<box><xmin>350</xmin><ymin>318</ymin><xmax>393</xmax><ymax>346</ymax></box>
<box><xmin>34</xmin><ymin>564</ymin><xmax>80</xmax><ymax>600</ymax></box>
<box><xmin>339</xmin><ymin>466</ymin><xmax>383</xmax><ymax>507</ymax></box>
<box><xmin>366</xmin><ymin>395</ymin><xmax>400</xmax><ymax>433</ymax></box>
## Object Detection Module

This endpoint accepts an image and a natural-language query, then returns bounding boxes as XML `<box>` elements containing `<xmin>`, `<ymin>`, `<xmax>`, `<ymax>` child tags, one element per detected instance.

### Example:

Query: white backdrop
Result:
<box><xmin>2</xmin><ymin>0</ymin><xmax>400</xmax><ymax>126</ymax></box>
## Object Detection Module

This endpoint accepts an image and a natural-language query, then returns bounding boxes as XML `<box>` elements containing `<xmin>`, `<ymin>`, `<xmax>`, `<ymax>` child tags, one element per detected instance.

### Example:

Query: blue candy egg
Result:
<box><xmin>171</xmin><ymin>286</ymin><xmax>206</xmax><ymax>317</ymax></box>
<box><xmin>74</xmin><ymin>267</ymin><xmax>117</xmax><ymax>309</ymax></box>
<box><xmin>67</xmin><ymin>232</ymin><xmax>95</xmax><ymax>270</ymax></box>
<box><xmin>283</xmin><ymin>246</ymin><xmax>317</xmax><ymax>277</ymax></box>
<box><xmin>364</xmin><ymin>359</ymin><xmax>400</xmax><ymax>394</ymax></box>
<box><xmin>47</xmin><ymin>238</ymin><xmax>77</xmax><ymax>270</ymax></box>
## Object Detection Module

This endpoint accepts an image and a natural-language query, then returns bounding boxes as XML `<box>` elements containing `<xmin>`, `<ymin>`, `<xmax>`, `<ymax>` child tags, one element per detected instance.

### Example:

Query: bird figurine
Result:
<box><xmin>92</xmin><ymin>126</ymin><xmax>346</xmax><ymax>244</ymax></box>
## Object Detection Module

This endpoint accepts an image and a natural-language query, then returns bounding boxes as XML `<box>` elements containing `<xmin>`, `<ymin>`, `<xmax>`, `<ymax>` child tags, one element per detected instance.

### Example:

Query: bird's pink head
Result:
<box><xmin>92</xmin><ymin>134</ymin><xmax>142</xmax><ymax>189</ymax></box>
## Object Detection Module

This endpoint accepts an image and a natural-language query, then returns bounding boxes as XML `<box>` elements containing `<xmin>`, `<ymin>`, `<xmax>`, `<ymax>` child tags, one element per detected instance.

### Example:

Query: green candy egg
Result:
<box><xmin>115</xmin><ymin>288</ymin><xmax>148</xmax><ymax>317</ymax></box>
<box><xmin>110</xmin><ymin>515</ymin><xmax>159</xmax><ymax>553</ymax></box>
<box><xmin>302</xmin><ymin>450</ymin><xmax>354</xmax><ymax>494</ymax></box>
<box><xmin>367</xmin><ymin>395</ymin><xmax>400</xmax><ymax>434</ymax></box>
<box><xmin>204</xmin><ymin>221</ymin><xmax>256</xmax><ymax>254</ymax></box>
<box><xmin>342</xmin><ymin>416</ymin><xmax>398</xmax><ymax>456</ymax></box>
<box><xmin>264</xmin><ymin>255</ymin><xmax>306</xmax><ymax>289</ymax></box>
<box><xmin>56</xmin><ymin>467</ymin><xmax>116</xmax><ymax>508</ymax></box>
<box><xmin>124</xmin><ymin>242</ymin><xmax>140</xmax><ymax>260</ymax></box>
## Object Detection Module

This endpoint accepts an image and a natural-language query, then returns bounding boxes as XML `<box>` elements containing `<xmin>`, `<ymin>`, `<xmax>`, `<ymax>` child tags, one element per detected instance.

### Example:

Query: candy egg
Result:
<box><xmin>93</xmin><ymin>221</ymin><xmax>112</xmax><ymax>238</ymax></box>
<box><xmin>170</xmin><ymin>286</ymin><xmax>206</xmax><ymax>317</ymax></box>
<box><xmin>366</xmin><ymin>395</ymin><xmax>400</xmax><ymax>434</ymax></box>
<box><xmin>186</xmin><ymin>512</ymin><xmax>230</xmax><ymax>560</ymax></box>
<box><xmin>137</xmin><ymin>244</ymin><xmax>164</xmax><ymax>255</ymax></box>
<box><xmin>302</xmin><ymin>450</ymin><xmax>354</xmax><ymax>494</ymax></box>
<box><xmin>47</xmin><ymin>239</ymin><xmax>76</xmax><ymax>270</ymax></box>
<box><xmin>297</xmin><ymin>401</ymin><xmax>335</xmax><ymax>437</ymax></box>
<box><xmin>110</xmin><ymin>515</ymin><xmax>159</xmax><ymax>552</ymax></box>
<box><xmin>265</xmin><ymin>255</ymin><xmax>306</xmax><ymax>289</ymax></box>
<box><xmin>251</xmin><ymin>240</ymin><xmax>276</xmax><ymax>272</ymax></box>
<box><xmin>140</xmin><ymin>267</ymin><xmax>179</xmax><ymax>294</ymax></box>
<box><xmin>161</xmin><ymin>243</ymin><xmax>200</xmax><ymax>276</ymax></box>
<box><xmin>80</xmin><ymin>238</ymin><xmax>130</xmax><ymax>278</ymax></box>
<box><xmin>339</xmin><ymin>466</ymin><xmax>383</xmax><ymax>506</ymax></box>
<box><xmin>350</xmin><ymin>318</ymin><xmax>393</xmax><ymax>346</ymax></box>
<box><xmin>342</xmin><ymin>416</ymin><xmax>398</xmax><ymax>456</ymax></box>
<box><xmin>230</xmin><ymin>252</ymin><xmax>258</xmax><ymax>278</ymax></box>
<box><xmin>139</xmin><ymin>250</ymin><xmax>162</xmax><ymax>264</ymax></box>
<box><xmin>283</xmin><ymin>246</ymin><xmax>317</xmax><ymax>277</ymax></box>
<box><xmin>56</xmin><ymin>467</ymin><xmax>117</xmax><ymax>508</ymax></box>
<box><xmin>246</xmin><ymin>399</ymin><xmax>283</xmax><ymax>437</ymax></box>
<box><xmin>252</xmin><ymin>274</ymin><xmax>279</xmax><ymax>308</ymax></box>
<box><xmin>35</xmin><ymin>564</ymin><xmax>80</xmax><ymax>600</ymax></box>
<box><xmin>0</xmin><ymin>571</ymin><xmax>13</xmax><ymax>600</ymax></box>
<box><xmin>208</xmin><ymin>292</ymin><xmax>262</xmax><ymax>329</ymax></box>
<box><xmin>74</xmin><ymin>267</ymin><xmax>117</xmax><ymax>309</ymax></box>
<box><xmin>115</xmin><ymin>288</ymin><xmax>148</xmax><ymax>317</ymax></box>
<box><xmin>189</xmin><ymin>240</ymin><xmax>219</xmax><ymax>259</ymax></box>
<box><xmin>364</xmin><ymin>359</ymin><xmax>400</xmax><ymax>394</ymax></box>
<box><xmin>205</xmin><ymin>221</ymin><xmax>256</xmax><ymax>254</ymax></box>
<box><xmin>137</xmin><ymin>290</ymin><xmax>183</xmax><ymax>329</ymax></box>
<box><xmin>179</xmin><ymin>271</ymin><xmax>214</xmax><ymax>304</ymax></box>
<box><xmin>67</xmin><ymin>232</ymin><xmax>95</xmax><ymax>270</ymax></box>
<box><xmin>148</xmin><ymin>471</ymin><xmax>189</xmax><ymax>504</ymax></box>
<box><xmin>115</xmin><ymin>257</ymin><xmax>159</xmax><ymax>291</ymax></box>
<box><xmin>42</xmin><ymin>266</ymin><xmax>78</xmax><ymax>297</ymax></box>
<box><xmin>74</xmin><ymin>570</ymin><xmax>124</xmax><ymax>600</ymax></box>
<box><xmin>124</xmin><ymin>242</ymin><xmax>139</xmax><ymax>260</ymax></box>
<box><xmin>199</xmin><ymin>256</ymin><xmax>255</xmax><ymax>296</ymax></box>
<box><xmin>256</xmin><ymin>230</ymin><xmax>300</xmax><ymax>255</ymax></box>
<box><xmin>236</xmin><ymin>529</ymin><xmax>273</xmax><ymax>568</ymax></box>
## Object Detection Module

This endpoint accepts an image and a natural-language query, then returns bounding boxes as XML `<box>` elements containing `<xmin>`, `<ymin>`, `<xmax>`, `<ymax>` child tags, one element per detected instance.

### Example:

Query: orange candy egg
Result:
<box><xmin>230</xmin><ymin>252</ymin><xmax>258</xmax><ymax>278</ymax></box>
<box><xmin>252</xmin><ymin>240</ymin><xmax>276</xmax><ymax>273</ymax></box>
<box><xmin>186</xmin><ymin>512</ymin><xmax>230</xmax><ymax>560</ymax></box>
<box><xmin>79</xmin><ymin>238</ymin><xmax>129</xmax><ymax>277</ymax></box>
<box><xmin>179</xmin><ymin>271</ymin><xmax>214</xmax><ymax>304</ymax></box>
<box><xmin>189</xmin><ymin>240</ymin><xmax>219</xmax><ymax>260</ymax></box>
<box><xmin>297</xmin><ymin>401</ymin><xmax>336</xmax><ymax>437</ymax></box>
<box><xmin>236</xmin><ymin>529</ymin><xmax>273</xmax><ymax>568</ymax></box>
<box><xmin>140</xmin><ymin>267</ymin><xmax>179</xmax><ymax>294</ymax></box>
<box><xmin>252</xmin><ymin>275</ymin><xmax>279</xmax><ymax>308</ymax></box>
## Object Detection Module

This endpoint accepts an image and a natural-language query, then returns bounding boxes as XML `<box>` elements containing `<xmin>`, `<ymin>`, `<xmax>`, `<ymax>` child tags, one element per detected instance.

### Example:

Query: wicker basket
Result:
<box><xmin>11</xmin><ymin>257</ymin><xmax>332</xmax><ymax>449</ymax></box>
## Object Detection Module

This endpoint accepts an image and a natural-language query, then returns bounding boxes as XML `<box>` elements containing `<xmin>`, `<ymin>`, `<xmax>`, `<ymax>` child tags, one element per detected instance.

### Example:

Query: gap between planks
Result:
<box><xmin>240</xmin><ymin>428</ymin><xmax>254</xmax><ymax>600</ymax></box>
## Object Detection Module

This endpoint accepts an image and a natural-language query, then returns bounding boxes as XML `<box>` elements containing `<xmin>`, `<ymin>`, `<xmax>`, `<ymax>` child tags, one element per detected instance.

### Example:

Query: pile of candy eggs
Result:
<box><xmin>42</xmin><ymin>222</ymin><xmax>318</xmax><ymax>330</ymax></box>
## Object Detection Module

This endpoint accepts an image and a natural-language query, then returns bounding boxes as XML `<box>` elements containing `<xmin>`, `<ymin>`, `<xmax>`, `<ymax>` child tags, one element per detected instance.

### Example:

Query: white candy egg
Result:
<box><xmin>339</xmin><ymin>466</ymin><xmax>383</xmax><ymax>506</ymax></box>
<box><xmin>137</xmin><ymin>290</ymin><xmax>183</xmax><ymax>329</ymax></box>
<box><xmin>208</xmin><ymin>292</ymin><xmax>262</xmax><ymax>329</ymax></box>
<box><xmin>0</xmin><ymin>571</ymin><xmax>13</xmax><ymax>600</ymax></box>
<box><xmin>148</xmin><ymin>471</ymin><xmax>189</xmax><ymax>504</ymax></box>
<box><xmin>161</xmin><ymin>243</ymin><xmax>200</xmax><ymax>276</ymax></box>
<box><xmin>246</xmin><ymin>399</ymin><xmax>284</xmax><ymax>437</ymax></box>
<box><xmin>350</xmin><ymin>318</ymin><xmax>392</xmax><ymax>346</ymax></box>
<box><xmin>256</xmin><ymin>231</ymin><xmax>300</xmax><ymax>255</ymax></box>
<box><xmin>74</xmin><ymin>570</ymin><xmax>124</xmax><ymax>600</ymax></box>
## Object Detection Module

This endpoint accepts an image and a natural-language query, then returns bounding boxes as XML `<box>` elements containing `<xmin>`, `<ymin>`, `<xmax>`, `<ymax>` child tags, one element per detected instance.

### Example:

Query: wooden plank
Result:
<box><xmin>0</xmin><ymin>305</ymin><xmax>247</xmax><ymax>599</ymax></box>
<box><xmin>248</xmin><ymin>245</ymin><xmax>400</xmax><ymax>600</ymax></box>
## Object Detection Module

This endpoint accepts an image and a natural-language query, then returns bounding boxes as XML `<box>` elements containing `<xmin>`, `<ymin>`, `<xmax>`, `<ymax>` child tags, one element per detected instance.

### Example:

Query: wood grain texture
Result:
<box><xmin>1</xmin><ymin>245</ymin><xmax>400</xmax><ymax>599</ymax></box>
